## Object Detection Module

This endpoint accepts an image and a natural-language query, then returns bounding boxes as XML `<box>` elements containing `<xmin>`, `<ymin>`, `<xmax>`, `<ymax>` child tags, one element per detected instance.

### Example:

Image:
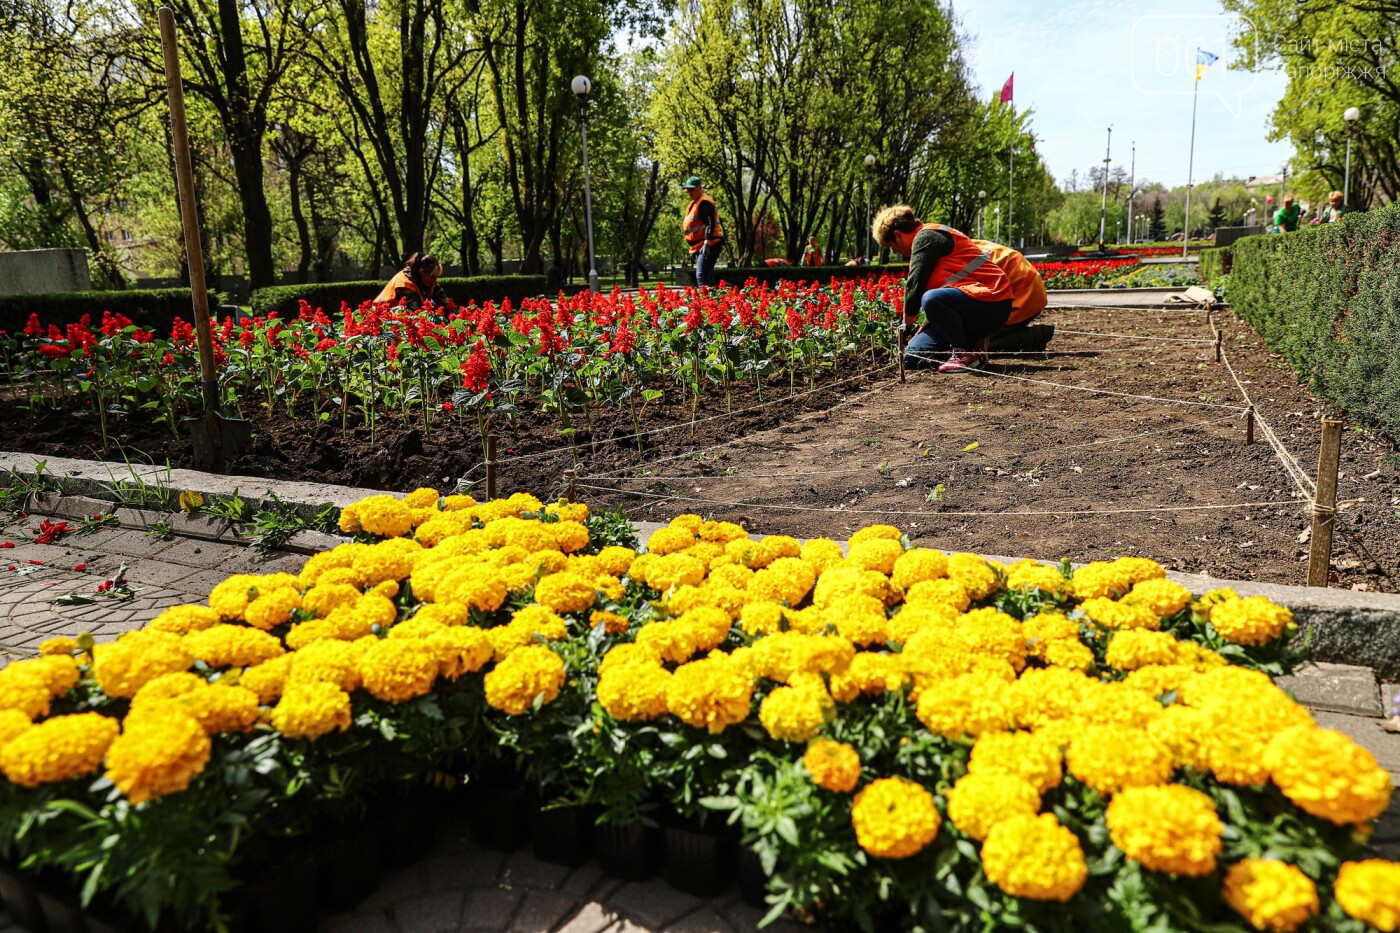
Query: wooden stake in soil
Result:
<box><xmin>1214</xmin><ymin>331</ymin><xmax>1222</xmax><ymax>362</ymax></box>
<box><xmin>1306</xmin><ymin>419</ymin><xmax>1343</xmax><ymax>587</ymax></box>
<box><xmin>563</xmin><ymin>468</ymin><xmax>577</xmax><ymax>504</ymax></box>
<box><xmin>897</xmin><ymin>324</ymin><xmax>907</xmax><ymax>384</ymax></box>
<box><xmin>485</xmin><ymin>435</ymin><xmax>498</xmax><ymax>501</ymax></box>
<box><xmin>1244</xmin><ymin>406</ymin><xmax>1255</xmax><ymax>445</ymax></box>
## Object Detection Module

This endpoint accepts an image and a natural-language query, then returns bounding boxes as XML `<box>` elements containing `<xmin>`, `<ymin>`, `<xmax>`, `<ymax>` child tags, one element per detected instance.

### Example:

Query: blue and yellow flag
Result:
<box><xmin>1195</xmin><ymin>49</ymin><xmax>1219</xmax><ymax>81</ymax></box>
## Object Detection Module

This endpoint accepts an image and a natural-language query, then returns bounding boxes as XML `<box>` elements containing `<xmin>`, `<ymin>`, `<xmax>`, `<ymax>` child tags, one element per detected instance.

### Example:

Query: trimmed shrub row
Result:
<box><xmin>1199</xmin><ymin>247</ymin><xmax>1232</xmax><ymax>282</ymax></box>
<box><xmin>712</xmin><ymin>263</ymin><xmax>906</xmax><ymax>287</ymax></box>
<box><xmin>0</xmin><ymin>288</ymin><xmax>211</xmax><ymax>336</ymax></box>
<box><xmin>1227</xmin><ymin>201</ymin><xmax>1400</xmax><ymax>439</ymax></box>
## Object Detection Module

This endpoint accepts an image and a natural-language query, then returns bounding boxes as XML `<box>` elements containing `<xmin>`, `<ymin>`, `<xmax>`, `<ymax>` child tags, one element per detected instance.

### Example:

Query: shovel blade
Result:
<box><xmin>184</xmin><ymin>409</ymin><xmax>253</xmax><ymax>474</ymax></box>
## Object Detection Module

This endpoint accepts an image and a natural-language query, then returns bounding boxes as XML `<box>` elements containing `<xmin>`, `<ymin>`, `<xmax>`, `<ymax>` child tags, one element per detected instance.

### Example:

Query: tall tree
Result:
<box><xmin>1150</xmin><ymin>197</ymin><xmax>1166</xmax><ymax>240</ymax></box>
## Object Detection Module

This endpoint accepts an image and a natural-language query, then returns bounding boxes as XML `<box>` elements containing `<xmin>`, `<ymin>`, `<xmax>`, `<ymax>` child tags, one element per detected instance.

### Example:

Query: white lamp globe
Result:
<box><xmin>1344</xmin><ymin>106</ymin><xmax>1361</xmax><ymax>122</ymax></box>
<box><xmin>571</xmin><ymin>75</ymin><xmax>591</xmax><ymax>97</ymax></box>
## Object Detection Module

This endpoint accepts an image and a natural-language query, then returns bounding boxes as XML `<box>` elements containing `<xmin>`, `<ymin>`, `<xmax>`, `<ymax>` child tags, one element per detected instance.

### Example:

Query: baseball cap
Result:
<box><xmin>683</xmin><ymin>175</ymin><xmax>702</xmax><ymax>189</ymax></box>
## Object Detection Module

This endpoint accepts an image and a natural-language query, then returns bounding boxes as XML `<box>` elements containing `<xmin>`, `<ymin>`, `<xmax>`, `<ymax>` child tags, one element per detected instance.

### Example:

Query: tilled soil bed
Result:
<box><xmin>4</xmin><ymin>306</ymin><xmax>1398</xmax><ymax>591</ymax></box>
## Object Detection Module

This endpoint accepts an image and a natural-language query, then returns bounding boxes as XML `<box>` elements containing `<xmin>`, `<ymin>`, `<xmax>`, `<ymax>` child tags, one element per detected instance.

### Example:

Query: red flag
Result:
<box><xmin>1000</xmin><ymin>72</ymin><xmax>1014</xmax><ymax>104</ymax></box>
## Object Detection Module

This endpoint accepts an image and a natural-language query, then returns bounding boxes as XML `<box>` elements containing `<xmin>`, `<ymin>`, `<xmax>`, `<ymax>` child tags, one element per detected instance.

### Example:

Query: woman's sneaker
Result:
<box><xmin>938</xmin><ymin>350</ymin><xmax>983</xmax><ymax>374</ymax></box>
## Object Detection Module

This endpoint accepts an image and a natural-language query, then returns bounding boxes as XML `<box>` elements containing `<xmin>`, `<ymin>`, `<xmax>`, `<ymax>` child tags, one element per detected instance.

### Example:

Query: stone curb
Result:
<box><xmin>8</xmin><ymin>453</ymin><xmax>1400</xmax><ymax>677</ymax></box>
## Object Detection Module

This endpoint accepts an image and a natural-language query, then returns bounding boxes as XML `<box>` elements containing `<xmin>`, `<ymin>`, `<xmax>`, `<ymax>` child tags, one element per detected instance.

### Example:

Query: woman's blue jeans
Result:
<box><xmin>904</xmin><ymin>288</ymin><xmax>1013</xmax><ymax>368</ymax></box>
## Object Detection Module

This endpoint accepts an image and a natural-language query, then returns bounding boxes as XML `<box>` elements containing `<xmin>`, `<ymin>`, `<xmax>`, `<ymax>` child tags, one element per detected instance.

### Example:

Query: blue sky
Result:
<box><xmin>953</xmin><ymin>0</ymin><xmax>1293</xmax><ymax>189</ymax></box>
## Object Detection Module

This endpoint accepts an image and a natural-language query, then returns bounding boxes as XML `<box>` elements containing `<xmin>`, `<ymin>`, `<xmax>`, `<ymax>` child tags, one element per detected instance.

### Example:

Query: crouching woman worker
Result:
<box><xmin>375</xmin><ymin>252</ymin><xmax>448</xmax><ymax>311</ymax></box>
<box><xmin>872</xmin><ymin>205</ymin><xmax>1013</xmax><ymax>373</ymax></box>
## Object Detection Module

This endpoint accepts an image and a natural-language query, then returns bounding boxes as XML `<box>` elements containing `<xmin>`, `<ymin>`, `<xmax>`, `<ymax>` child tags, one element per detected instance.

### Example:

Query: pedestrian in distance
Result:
<box><xmin>802</xmin><ymin>236</ymin><xmax>823</xmax><ymax>267</ymax></box>
<box><xmin>681</xmin><ymin>176</ymin><xmax>725</xmax><ymax>288</ymax></box>
<box><xmin>1322</xmin><ymin>191</ymin><xmax>1347</xmax><ymax>223</ymax></box>
<box><xmin>1273</xmin><ymin>194</ymin><xmax>1301</xmax><ymax>233</ymax></box>
<box><xmin>872</xmin><ymin>204</ymin><xmax>1014</xmax><ymax>374</ymax></box>
<box><xmin>374</xmin><ymin>252</ymin><xmax>448</xmax><ymax>311</ymax></box>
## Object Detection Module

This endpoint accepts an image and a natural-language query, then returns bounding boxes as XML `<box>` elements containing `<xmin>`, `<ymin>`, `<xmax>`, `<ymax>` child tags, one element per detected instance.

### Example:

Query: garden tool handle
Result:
<box><xmin>158</xmin><ymin>7</ymin><xmax>219</xmax><ymax>412</ymax></box>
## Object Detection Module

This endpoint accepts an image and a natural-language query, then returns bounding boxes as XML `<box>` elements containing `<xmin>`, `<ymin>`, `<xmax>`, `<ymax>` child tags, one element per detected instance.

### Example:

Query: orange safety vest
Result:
<box><xmin>971</xmin><ymin>239</ymin><xmax>1046</xmax><ymax>325</ymax></box>
<box><xmin>682</xmin><ymin>193</ymin><xmax>725</xmax><ymax>254</ymax></box>
<box><xmin>919</xmin><ymin>223</ymin><xmax>1013</xmax><ymax>302</ymax></box>
<box><xmin>802</xmin><ymin>243</ymin><xmax>823</xmax><ymax>266</ymax></box>
<box><xmin>374</xmin><ymin>270</ymin><xmax>420</xmax><ymax>305</ymax></box>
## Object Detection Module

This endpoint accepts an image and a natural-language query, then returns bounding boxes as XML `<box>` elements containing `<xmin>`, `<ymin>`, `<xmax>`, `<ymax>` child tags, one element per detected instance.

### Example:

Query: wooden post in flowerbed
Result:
<box><xmin>1308</xmin><ymin>418</ymin><xmax>1343</xmax><ymax>587</ymax></box>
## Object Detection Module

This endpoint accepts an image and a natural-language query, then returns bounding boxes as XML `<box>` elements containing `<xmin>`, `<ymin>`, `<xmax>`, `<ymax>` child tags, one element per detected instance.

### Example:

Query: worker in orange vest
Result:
<box><xmin>682</xmin><ymin>176</ymin><xmax>724</xmax><ymax>287</ymax></box>
<box><xmin>972</xmin><ymin>238</ymin><xmax>1055</xmax><ymax>353</ymax></box>
<box><xmin>872</xmin><ymin>205</ymin><xmax>1013</xmax><ymax>373</ymax></box>
<box><xmin>375</xmin><ymin>252</ymin><xmax>448</xmax><ymax>310</ymax></box>
<box><xmin>802</xmin><ymin>236</ymin><xmax>823</xmax><ymax>267</ymax></box>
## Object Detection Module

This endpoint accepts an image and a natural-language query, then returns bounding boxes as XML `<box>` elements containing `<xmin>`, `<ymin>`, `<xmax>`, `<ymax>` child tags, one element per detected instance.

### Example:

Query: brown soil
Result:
<box><xmin>5</xmin><ymin>307</ymin><xmax>1399</xmax><ymax>591</ymax></box>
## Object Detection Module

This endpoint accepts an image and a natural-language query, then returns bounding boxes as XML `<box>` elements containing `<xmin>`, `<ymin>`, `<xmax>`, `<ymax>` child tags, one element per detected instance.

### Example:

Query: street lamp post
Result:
<box><xmin>1097</xmin><ymin>125</ymin><xmax>1112</xmax><ymax>252</ymax></box>
<box><xmin>1343</xmin><ymin>107</ymin><xmax>1361</xmax><ymax>207</ymax></box>
<box><xmin>571</xmin><ymin>75</ymin><xmax>599</xmax><ymax>294</ymax></box>
<box><xmin>863</xmin><ymin>154</ymin><xmax>876</xmax><ymax>263</ymax></box>
<box><xmin>1278</xmin><ymin>160</ymin><xmax>1288</xmax><ymax>230</ymax></box>
<box><xmin>994</xmin><ymin>206</ymin><xmax>1001</xmax><ymax>242</ymax></box>
<box><xmin>977</xmin><ymin>189</ymin><xmax>987</xmax><ymax>239</ymax></box>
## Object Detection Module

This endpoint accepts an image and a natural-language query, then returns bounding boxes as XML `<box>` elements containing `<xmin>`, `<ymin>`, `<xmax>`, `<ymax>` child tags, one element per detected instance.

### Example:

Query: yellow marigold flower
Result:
<box><xmin>1004</xmin><ymin>561</ymin><xmax>1071</xmax><ymax>597</ymax></box>
<box><xmin>916</xmin><ymin>673</ymin><xmax>1015</xmax><ymax>739</ymax></box>
<box><xmin>830</xmin><ymin>596</ymin><xmax>890</xmax><ymax>647</ymax></box>
<box><xmin>666</xmin><ymin>653</ymin><xmax>754</xmax><ymax>733</ymax></box>
<box><xmin>830</xmin><ymin>652</ymin><xmax>910</xmax><ymax>702</ymax></box>
<box><xmin>1209</xmin><ymin>596</ymin><xmax>1293</xmax><ymax>646</ymax></box>
<box><xmin>1336</xmin><ymin>860</ymin><xmax>1400</xmax><ymax>932</ymax></box>
<box><xmin>549</xmin><ymin>520</ymin><xmax>589</xmax><ymax>554</ymax></box>
<box><xmin>670</xmin><ymin>514</ymin><xmax>705</xmax><ymax>535</ymax></box>
<box><xmin>0</xmin><ymin>708</ymin><xmax>33</xmax><ymax>746</ymax></box>
<box><xmin>758</xmin><ymin>684</ymin><xmax>828</xmax><ymax>742</ymax></box>
<box><xmin>647</xmin><ymin>526</ymin><xmax>696</xmax><ymax>555</ymax></box>
<box><xmin>1021</xmin><ymin>610</ymin><xmax>1078</xmax><ymax>644</ymax></box>
<box><xmin>747</xmin><ymin>558</ymin><xmax>816</xmax><ymax>606</ymax></box>
<box><xmin>850</xmin><ymin>776</ymin><xmax>940</xmax><ymax>859</ymax></box>
<box><xmin>105</xmin><ymin>706</ymin><xmax>211</xmax><ymax>803</ymax></box>
<box><xmin>751</xmin><ymin>535</ymin><xmax>800</xmax><ymax>569</ymax></box>
<box><xmin>1079</xmin><ymin>596</ymin><xmax>1160</xmax><ymax>631</ymax></box>
<box><xmin>527</xmin><ymin>549</ymin><xmax>568</xmax><ymax>575</ymax></box>
<box><xmin>143</xmin><ymin>603</ymin><xmax>219</xmax><ymax>636</ymax></box>
<box><xmin>1106</xmin><ymin>629</ymin><xmax>1187</xmax><ymax>671</ymax></box>
<box><xmin>595</xmin><ymin>546</ymin><xmax>636</xmax><ymax>577</ymax></box>
<box><xmin>270</xmin><ymin>680</ymin><xmax>352</xmax><ymax>740</ymax></box>
<box><xmin>1123</xmin><ymin>664</ymin><xmax>1198</xmax><ymax>699</ymax></box>
<box><xmin>298</xmin><ymin>544</ymin><xmax>369</xmax><ymax>588</ymax></box>
<box><xmin>1113</xmin><ymin>556</ymin><xmax>1166</xmax><ymax>584</ymax></box>
<box><xmin>799</xmin><ymin>538</ymin><xmax>845</xmax><ymax>573</ymax></box>
<box><xmin>0</xmin><ymin>713</ymin><xmax>119</xmax><ymax>787</ymax></box>
<box><xmin>956</xmin><ymin>608</ymin><xmax>1029</xmax><ymax>672</ymax></box>
<box><xmin>969</xmin><ymin>731</ymin><xmax>1063</xmax><ymax>793</ymax></box>
<box><xmin>887</xmin><ymin>604</ymin><xmax>957</xmax><ymax>643</ymax></box>
<box><xmin>386</xmin><ymin>615</ymin><xmax>449</xmax><ymax>640</ymax></box>
<box><xmin>1065</xmin><ymin>725</ymin><xmax>1173</xmax><ymax>795</ymax></box>
<box><xmin>891</xmin><ymin>548</ymin><xmax>949</xmax><ymax>591</ymax></box>
<box><xmin>402</xmin><ymin>487</ymin><xmax>440</xmax><ymax>510</ymax></box>
<box><xmin>1264</xmin><ymin>725</ymin><xmax>1392</xmax><ymax>824</ymax></box>
<box><xmin>682</xmin><ymin>541</ymin><xmax>725</xmax><ymax>571</ymax></box>
<box><xmin>208</xmin><ymin>573</ymin><xmax>265</xmax><ymax>621</ymax></box>
<box><xmin>676</xmin><ymin>606</ymin><xmax>733</xmax><ymax>651</ymax></box>
<box><xmin>904</xmin><ymin>577</ymin><xmax>971</xmax><ymax>612</ymax></box>
<box><xmin>803</xmin><ymin>739</ymin><xmax>861</xmax><ymax>793</ymax></box>
<box><xmin>1146</xmin><ymin>705</ymin><xmax>1213</xmax><ymax>771</ymax></box>
<box><xmin>236</xmin><ymin>587</ymin><xmax>299</xmax><ymax>630</ymax></box>
<box><xmin>435</xmin><ymin>565</ymin><xmax>508</xmax><ymax>614</ymax></box>
<box><xmin>284</xmin><ymin>606</ymin><xmax>374</xmax><ymax>649</ymax></box>
<box><xmin>1106</xmin><ymin>785</ymin><xmax>1223</xmax><ymax>877</ymax></box>
<box><xmin>485</xmin><ymin>517</ymin><xmax>555</xmax><ymax>553</ymax></box>
<box><xmin>947</xmin><ymin>553</ymin><xmax>1000</xmax><ymax>600</ymax></box>
<box><xmin>632</xmin><ymin>621</ymin><xmax>700</xmax><ymax>664</ymax></box>
<box><xmin>847</xmin><ymin>538</ymin><xmax>903</xmax><ymax>576</ymax></box>
<box><xmin>699</xmin><ymin>519</ymin><xmax>747</xmax><ymax>543</ymax></box>
<box><xmin>1222</xmin><ymin>859</ymin><xmax>1318</xmax><ymax>932</ymax></box>
<box><xmin>1123</xmin><ymin>578</ymin><xmax>1191</xmax><ymax>618</ymax></box>
<box><xmin>358</xmin><ymin>638</ymin><xmax>439</xmax><ymax>703</ymax></box>
<box><xmin>1008</xmin><ymin>666</ymin><xmax>1096</xmax><ymax>729</ymax></box>
<box><xmin>545</xmin><ymin>500</ymin><xmax>588</xmax><ymax>522</ymax></box>
<box><xmin>1045</xmin><ymin>640</ymin><xmax>1096</xmax><ymax>671</ymax></box>
<box><xmin>428</xmin><ymin>627</ymin><xmax>494</xmax><ymax>680</ymax></box>
<box><xmin>848</xmin><ymin>524</ymin><xmax>902</xmax><ymax>548</ymax></box>
<box><xmin>240</xmin><ymin>653</ymin><xmax>294</xmax><ymax>703</ymax></box>
<box><xmin>182</xmin><ymin>684</ymin><xmax>261</xmax><ymax>734</ymax></box>
<box><xmin>748</xmin><ymin>632</ymin><xmax>854</xmax><ymax>681</ymax></box>
<box><xmin>586</xmin><ymin>609</ymin><xmax>628</xmax><ymax>635</ymax></box>
<box><xmin>344</xmin><ymin>494</ymin><xmax>413</xmax><ymax>538</ymax></box>
<box><xmin>982</xmin><ymin>813</ymin><xmax>1088</xmax><ymax>901</ymax></box>
<box><xmin>1071</xmin><ymin>561</ymin><xmax>1133</xmax><ymax>600</ymax></box>
<box><xmin>90</xmin><ymin>630</ymin><xmax>192</xmax><ymax>699</ymax></box>
<box><xmin>644</xmin><ymin>552</ymin><xmax>707</xmax><ymax>593</ymax></box>
<box><xmin>287</xmin><ymin>639</ymin><xmax>363</xmax><ymax>692</ymax></box>
<box><xmin>597</xmin><ymin>661</ymin><xmax>671</xmax><ymax>721</ymax></box>
<box><xmin>39</xmin><ymin>636</ymin><xmax>78</xmax><ymax>657</ymax></box>
<box><xmin>351</xmin><ymin>538</ymin><xmax>423</xmax><ymax>588</ymax></box>
<box><xmin>442</xmin><ymin>493</ymin><xmax>477</xmax><ymax>511</ymax></box>
<box><xmin>414</xmin><ymin>602</ymin><xmax>468</xmax><ymax>627</ymax></box>
<box><xmin>490</xmin><ymin>606</ymin><xmax>570</xmax><ymax>659</ymax></box>
<box><xmin>1074</xmin><ymin>681</ymin><xmax>1166</xmax><ymax>729</ymax></box>
<box><xmin>813</xmin><ymin>566</ymin><xmax>898</xmax><ymax>608</ymax></box>
<box><xmin>484</xmin><ymin>644</ymin><xmax>566</xmax><ymax>715</ymax></box>
<box><xmin>599</xmin><ymin>642</ymin><xmax>662</xmax><ymax>674</ymax></box>
<box><xmin>946</xmin><ymin>771</ymin><xmax>1040</xmax><ymax>841</ymax></box>
<box><xmin>413</xmin><ymin>516</ymin><xmax>467</xmax><ymax>548</ymax></box>
<box><xmin>532</xmin><ymin>572</ymin><xmax>596</xmax><ymax>615</ymax></box>
<box><xmin>13</xmin><ymin>655</ymin><xmax>80</xmax><ymax>698</ymax></box>
<box><xmin>184</xmin><ymin>624</ymin><xmax>285</xmax><ymax>669</ymax></box>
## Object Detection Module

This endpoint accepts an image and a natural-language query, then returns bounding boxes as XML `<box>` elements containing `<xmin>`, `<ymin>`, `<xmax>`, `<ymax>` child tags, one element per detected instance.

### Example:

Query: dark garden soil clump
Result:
<box><xmin>5</xmin><ymin>308</ymin><xmax>1399</xmax><ymax>592</ymax></box>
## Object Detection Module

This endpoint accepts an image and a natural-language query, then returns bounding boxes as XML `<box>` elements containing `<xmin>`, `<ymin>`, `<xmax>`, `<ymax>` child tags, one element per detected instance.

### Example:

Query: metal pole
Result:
<box><xmin>579</xmin><ymin>99</ymin><xmax>599</xmax><ymax>294</ymax></box>
<box><xmin>1183</xmin><ymin>68</ymin><xmax>1199</xmax><ymax>258</ymax></box>
<box><xmin>994</xmin><ymin>207</ymin><xmax>1000</xmax><ymax>242</ymax></box>
<box><xmin>1127</xmin><ymin>142</ymin><xmax>1135</xmax><ymax>246</ymax></box>
<box><xmin>1098</xmin><ymin>126</ymin><xmax>1112</xmax><ymax>251</ymax></box>
<box><xmin>864</xmin><ymin>177</ymin><xmax>872</xmax><ymax>264</ymax></box>
<box><xmin>1344</xmin><ymin>130</ymin><xmax>1353</xmax><ymax>208</ymax></box>
<box><xmin>1008</xmin><ymin>146</ymin><xmax>1014</xmax><ymax>246</ymax></box>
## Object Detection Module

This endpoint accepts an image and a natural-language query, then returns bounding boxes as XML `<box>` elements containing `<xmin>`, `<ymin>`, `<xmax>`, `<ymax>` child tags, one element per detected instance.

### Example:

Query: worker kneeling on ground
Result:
<box><xmin>874</xmin><ymin>205</ymin><xmax>1016</xmax><ymax>374</ymax></box>
<box><xmin>972</xmin><ymin>238</ymin><xmax>1053</xmax><ymax>354</ymax></box>
<box><xmin>375</xmin><ymin>252</ymin><xmax>448</xmax><ymax>311</ymax></box>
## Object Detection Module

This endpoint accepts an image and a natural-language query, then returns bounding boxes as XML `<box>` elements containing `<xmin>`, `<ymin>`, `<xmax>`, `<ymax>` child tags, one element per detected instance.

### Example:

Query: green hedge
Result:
<box><xmin>1199</xmin><ymin>247</ymin><xmax>1232</xmax><ymax>282</ymax></box>
<box><xmin>248</xmin><ymin>275</ymin><xmax>578</xmax><ymax>316</ymax></box>
<box><xmin>0</xmin><ymin>288</ymin><xmax>207</xmax><ymax>336</ymax></box>
<box><xmin>712</xmin><ymin>263</ymin><xmax>906</xmax><ymax>287</ymax></box>
<box><xmin>1228</xmin><ymin>202</ymin><xmax>1400</xmax><ymax>438</ymax></box>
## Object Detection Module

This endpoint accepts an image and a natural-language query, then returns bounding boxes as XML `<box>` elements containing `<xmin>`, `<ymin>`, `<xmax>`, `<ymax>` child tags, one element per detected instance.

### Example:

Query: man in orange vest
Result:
<box><xmin>375</xmin><ymin>252</ymin><xmax>448</xmax><ymax>310</ymax></box>
<box><xmin>682</xmin><ymin>176</ymin><xmax>724</xmax><ymax>287</ymax></box>
<box><xmin>971</xmin><ymin>238</ymin><xmax>1055</xmax><ymax>353</ymax></box>
<box><xmin>872</xmin><ymin>205</ymin><xmax>1014</xmax><ymax>373</ymax></box>
<box><xmin>802</xmin><ymin>236</ymin><xmax>823</xmax><ymax>267</ymax></box>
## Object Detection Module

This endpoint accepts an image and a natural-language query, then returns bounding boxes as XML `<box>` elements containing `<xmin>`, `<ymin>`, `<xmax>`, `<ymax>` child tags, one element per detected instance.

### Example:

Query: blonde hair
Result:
<box><xmin>872</xmin><ymin>205</ymin><xmax>921</xmax><ymax>248</ymax></box>
<box><xmin>1329</xmin><ymin>190</ymin><xmax>1344</xmax><ymax>201</ymax></box>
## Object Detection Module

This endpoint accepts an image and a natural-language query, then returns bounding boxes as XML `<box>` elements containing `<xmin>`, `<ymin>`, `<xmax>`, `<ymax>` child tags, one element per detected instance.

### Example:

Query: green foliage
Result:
<box><xmin>0</xmin><ymin>289</ymin><xmax>212</xmax><ymax>335</ymax></box>
<box><xmin>1228</xmin><ymin>202</ymin><xmax>1400</xmax><ymax>440</ymax></box>
<box><xmin>1199</xmin><ymin>247</ymin><xmax>1232</xmax><ymax>283</ymax></box>
<box><xmin>248</xmin><ymin>276</ymin><xmax>569</xmax><ymax>315</ymax></box>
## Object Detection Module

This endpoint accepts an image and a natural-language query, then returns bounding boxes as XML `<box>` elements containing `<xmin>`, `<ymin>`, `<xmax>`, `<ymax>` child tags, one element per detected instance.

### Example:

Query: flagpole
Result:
<box><xmin>1184</xmin><ymin>52</ymin><xmax>1200</xmax><ymax>259</ymax></box>
<box><xmin>1127</xmin><ymin>142</ymin><xmax>1135</xmax><ymax>246</ymax></box>
<box><xmin>1008</xmin><ymin>145</ymin><xmax>1014</xmax><ymax>247</ymax></box>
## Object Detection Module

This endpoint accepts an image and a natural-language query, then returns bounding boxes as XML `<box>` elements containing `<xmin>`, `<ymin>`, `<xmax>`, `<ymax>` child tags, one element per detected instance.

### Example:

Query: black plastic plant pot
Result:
<box><xmin>594</xmin><ymin>821</ymin><xmax>661</xmax><ymax>881</ymax></box>
<box><xmin>34</xmin><ymin>888</ymin><xmax>86</xmax><ymax>933</ymax></box>
<box><xmin>383</xmin><ymin>787</ymin><xmax>452</xmax><ymax>867</ymax></box>
<box><xmin>316</xmin><ymin>820</ymin><xmax>384</xmax><ymax>912</ymax></box>
<box><xmin>466</xmin><ymin>780</ymin><xmax>528</xmax><ymax>852</ymax></box>
<box><xmin>0</xmin><ymin>864</ymin><xmax>45</xmax><ymax>931</ymax></box>
<box><xmin>737</xmin><ymin>846</ymin><xmax>768</xmax><ymax>907</ymax></box>
<box><xmin>528</xmin><ymin>804</ymin><xmax>595</xmax><ymax>867</ymax></box>
<box><xmin>663</xmin><ymin>824</ymin><xmax>733</xmax><ymax>897</ymax></box>
<box><xmin>226</xmin><ymin>857</ymin><xmax>320</xmax><ymax>933</ymax></box>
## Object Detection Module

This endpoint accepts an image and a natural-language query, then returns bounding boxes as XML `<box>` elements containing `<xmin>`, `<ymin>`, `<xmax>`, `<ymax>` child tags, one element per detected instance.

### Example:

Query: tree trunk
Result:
<box><xmin>286</xmin><ymin>156</ymin><xmax>312</xmax><ymax>283</ymax></box>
